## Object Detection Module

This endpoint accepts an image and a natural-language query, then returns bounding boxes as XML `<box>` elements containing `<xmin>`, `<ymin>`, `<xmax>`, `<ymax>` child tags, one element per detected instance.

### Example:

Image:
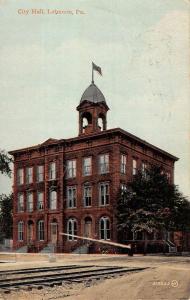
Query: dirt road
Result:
<box><xmin>0</xmin><ymin>255</ymin><xmax>190</xmax><ymax>300</ymax></box>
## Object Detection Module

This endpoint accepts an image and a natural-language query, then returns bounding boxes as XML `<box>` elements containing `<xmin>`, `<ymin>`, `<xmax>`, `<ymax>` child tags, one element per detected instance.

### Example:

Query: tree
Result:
<box><xmin>116</xmin><ymin>165</ymin><xmax>190</xmax><ymax>251</ymax></box>
<box><xmin>0</xmin><ymin>150</ymin><xmax>12</xmax><ymax>177</ymax></box>
<box><xmin>0</xmin><ymin>150</ymin><xmax>13</xmax><ymax>240</ymax></box>
<box><xmin>0</xmin><ymin>193</ymin><xmax>13</xmax><ymax>240</ymax></box>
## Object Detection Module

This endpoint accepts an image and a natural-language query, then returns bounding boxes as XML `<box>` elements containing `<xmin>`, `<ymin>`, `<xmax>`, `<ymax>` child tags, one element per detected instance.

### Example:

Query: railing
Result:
<box><xmin>163</xmin><ymin>239</ymin><xmax>177</xmax><ymax>253</ymax></box>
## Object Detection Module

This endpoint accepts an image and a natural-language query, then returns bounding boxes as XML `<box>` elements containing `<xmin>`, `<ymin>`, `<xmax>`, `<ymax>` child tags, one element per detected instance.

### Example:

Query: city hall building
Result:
<box><xmin>9</xmin><ymin>79</ymin><xmax>178</xmax><ymax>253</ymax></box>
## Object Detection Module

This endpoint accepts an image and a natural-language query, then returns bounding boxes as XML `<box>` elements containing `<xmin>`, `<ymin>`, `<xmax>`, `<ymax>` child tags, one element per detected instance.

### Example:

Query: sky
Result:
<box><xmin>0</xmin><ymin>0</ymin><xmax>189</xmax><ymax>197</ymax></box>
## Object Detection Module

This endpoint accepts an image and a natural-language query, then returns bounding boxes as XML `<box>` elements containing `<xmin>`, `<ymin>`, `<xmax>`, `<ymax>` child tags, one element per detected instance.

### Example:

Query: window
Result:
<box><xmin>66</xmin><ymin>160</ymin><xmax>76</xmax><ymax>178</ymax></box>
<box><xmin>18</xmin><ymin>221</ymin><xmax>24</xmax><ymax>241</ymax></box>
<box><xmin>17</xmin><ymin>168</ymin><xmax>24</xmax><ymax>185</ymax></box>
<box><xmin>142</xmin><ymin>161</ymin><xmax>147</xmax><ymax>173</ymax></box>
<box><xmin>26</xmin><ymin>167</ymin><xmax>33</xmax><ymax>184</ymax></box>
<box><xmin>37</xmin><ymin>191</ymin><xmax>44</xmax><ymax>210</ymax></box>
<box><xmin>166</xmin><ymin>172</ymin><xmax>171</xmax><ymax>182</ymax></box>
<box><xmin>142</xmin><ymin>161</ymin><xmax>148</xmax><ymax>177</ymax></box>
<box><xmin>99</xmin><ymin>182</ymin><xmax>110</xmax><ymax>206</ymax></box>
<box><xmin>67</xmin><ymin>186</ymin><xmax>76</xmax><ymax>208</ymax></box>
<box><xmin>38</xmin><ymin>220</ymin><xmax>44</xmax><ymax>241</ymax></box>
<box><xmin>120</xmin><ymin>184</ymin><xmax>128</xmax><ymax>204</ymax></box>
<box><xmin>36</xmin><ymin>165</ymin><xmax>44</xmax><ymax>182</ymax></box>
<box><xmin>121</xmin><ymin>183</ymin><xmax>127</xmax><ymax>193</ymax></box>
<box><xmin>83</xmin><ymin>157</ymin><xmax>92</xmax><ymax>176</ymax></box>
<box><xmin>132</xmin><ymin>159</ymin><xmax>137</xmax><ymax>175</ymax></box>
<box><xmin>26</xmin><ymin>192</ymin><xmax>33</xmax><ymax>212</ymax></box>
<box><xmin>120</xmin><ymin>154</ymin><xmax>127</xmax><ymax>174</ymax></box>
<box><xmin>18</xmin><ymin>193</ymin><xmax>24</xmax><ymax>212</ymax></box>
<box><xmin>49</xmin><ymin>162</ymin><xmax>56</xmax><ymax>180</ymax></box>
<box><xmin>83</xmin><ymin>185</ymin><xmax>92</xmax><ymax>207</ymax></box>
<box><xmin>99</xmin><ymin>154</ymin><xmax>109</xmax><ymax>174</ymax></box>
<box><xmin>99</xmin><ymin>217</ymin><xmax>110</xmax><ymax>240</ymax></box>
<box><xmin>49</xmin><ymin>190</ymin><xmax>57</xmax><ymax>210</ymax></box>
<box><xmin>67</xmin><ymin>218</ymin><xmax>77</xmax><ymax>240</ymax></box>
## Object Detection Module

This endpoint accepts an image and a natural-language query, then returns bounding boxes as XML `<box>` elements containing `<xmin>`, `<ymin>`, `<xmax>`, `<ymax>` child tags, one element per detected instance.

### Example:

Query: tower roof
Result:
<box><xmin>80</xmin><ymin>83</ymin><xmax>106</xmax><ymax>104</ymax></box>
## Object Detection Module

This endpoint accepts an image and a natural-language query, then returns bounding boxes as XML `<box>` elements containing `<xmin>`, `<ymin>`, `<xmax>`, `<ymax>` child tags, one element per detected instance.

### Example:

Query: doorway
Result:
<box><xmin>84</xmin><ymin>217</ymin><xmax>92</xmax><ymax>238</ymax></box>
<box><xmin>50</xmin><ymin>221</ymin><xmax>58</xmax><ymax>244</ymax></box>
<box><xmin>27</xmin><ymin>220</ymin><xmax>34</xmax><ymax>242</ymax></box>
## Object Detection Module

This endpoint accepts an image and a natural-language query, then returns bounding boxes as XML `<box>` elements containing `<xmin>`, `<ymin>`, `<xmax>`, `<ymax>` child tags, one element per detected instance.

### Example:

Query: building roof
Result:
<box><xmin>80</xmin><ymin>83</ymin><xmax>106</xmax><ymax>104</ymax></box>
<box><xmin>8</xmin><ymin>127</ymin><xmax>179</xmax><ymax>161</ymax></box>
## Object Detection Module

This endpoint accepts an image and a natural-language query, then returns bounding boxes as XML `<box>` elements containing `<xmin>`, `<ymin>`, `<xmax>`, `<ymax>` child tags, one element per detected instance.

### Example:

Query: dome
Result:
<box><xmin>80</xmin><ymin>83</ymin><xmax>106</xmax><ymax>104</ymax></box>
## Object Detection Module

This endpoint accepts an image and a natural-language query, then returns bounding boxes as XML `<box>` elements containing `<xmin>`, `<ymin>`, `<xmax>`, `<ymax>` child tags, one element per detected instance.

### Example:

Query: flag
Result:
<box><xmin>92</xmin><ymin>62</ymin><xmax>102</xmax><ymax>76</ymax></box>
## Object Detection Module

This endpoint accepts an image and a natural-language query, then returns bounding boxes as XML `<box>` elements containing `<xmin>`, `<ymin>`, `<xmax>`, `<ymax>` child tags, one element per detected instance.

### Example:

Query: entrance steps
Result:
<box><xmin>16</xmin><ymin>246</ymin><xmax>28</xmax><ymax>253</ymax></box>
<box><xmin>182</xmin><ymin>252</ymin><xmax>190</xmax><ymax>256</ymax></box>
<box><xmin>40</xmin><ymin>243</ymin><xmax>55</xmax><ymax>253</ymax></box>
<box><xmin>163</xmin><ymin>239</ymin><xmax>177</xmax><ymax>253</ymax></box>
<box><xmin>72</xmin><ymin>244</ymin><xmax>89</xmax><ymax>254</ymax></box>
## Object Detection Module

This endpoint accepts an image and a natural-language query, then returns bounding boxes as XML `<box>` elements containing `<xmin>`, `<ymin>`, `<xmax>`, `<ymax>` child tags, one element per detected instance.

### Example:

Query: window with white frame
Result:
<box><xmin>99</xmin><ymin>217</ymin><xmax>110</xmax><ymax>240</ymax></box>
<box><xmin>26</xmin><ymin>167</ymin><xmax>33</xmax><ymax>184</ymax></box>
<box><xmin>99</xmin><ymin>154</ymin><xmax>109</xmax><ymax>174</ymax></box>
<box><xmin>17</xmin><ymin>168</ymin><xmax>24</xmax><ymax>185</ymax></box>
<box><xmin>18</xmin><ymin>193</ymin><xmax>24</xmax><ymax>212</ymax></box>
<box><xmin>67</xmin><ymin>218</ymin><xmax>77</xmax><ymax>240</ymax></box>
<box><xmin>121</xmin><ymin>183</ymin><xmax>127</xmax><ymax>192</ymax></box>
<box><xmin>37</xmin><ymin>191</ymin><xmax>44</xmax><ymax>210</ymax></box>
<box><xmin>132</xmin><ymin>159</ymin><xmax>137</xmax><ymax>175</ymax></box>
<box><xmin>120</xmin><ymin>183</ymin><xmax>128</xmax><ymax>203</ymax></box>
<box><xmin>18</xmin><ymin>221</ymin><xmax>24</xmax><ymax>241</ymax></box>
<box><xmin>37</xmin><ymin>220</ymin><xmax>44</xmax><ymax>241</ymax></box>
<box><xmin>67</xmin><ymin>186</ymin><xmax>76</xmax><ymax>208</ymax></box>
<box><xmin>166</xmin><ymin>172</ymin><xmax>171</xmax><ymax>182</ymax></box>
<box><xmin>49</xmin><ymin>190</ymin><xmax>57</xmax><ymax>210</ymax></box>
<box><xmin>99</xmin><ymin>182</ymin><xmax>110</xmax><ymax>206</ymax></box>
<box><xmin>66</xmin><ymin>160</ymin><xmax>76</xmax><ymax>178</ymax></box>
<box><xmin>49</xmin><ymin>162</ymin><xmax>56</xmax><ymax>180</ymax></box>
<box><xmin>36</xmin><ymin>165</ymin><xmax>44</xmax><ymax>182</ymax></box>
<box><xmin>26</xmin><ymin>192</ymin><xmax>33</xmax><ymax>212</ymax></box>
<box><xmin>142</xmin><ymin>161</ymin><xmax>148</xmax><ymax>177</ymax></box>
<box><xmin>83</xmin><ymin>185</ymin><xmax>92</xmax><ymax>207</ymax></box>
<box><xmin>120</xmin><ymin>154</ymin><xmax>127</xmax><ymax>174</ymax></box>
<box><xmin>83</xmin><ymin>157</ymin><xmax>92</xmax><ymax>176</ymax></box>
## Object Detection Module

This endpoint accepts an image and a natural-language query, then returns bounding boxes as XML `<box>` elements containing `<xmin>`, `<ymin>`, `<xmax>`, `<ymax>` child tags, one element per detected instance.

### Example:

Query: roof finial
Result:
<box><xmin>92</xmin><ymin>62</ymin><xmax>94</xmax><ymax>84</ymax></box>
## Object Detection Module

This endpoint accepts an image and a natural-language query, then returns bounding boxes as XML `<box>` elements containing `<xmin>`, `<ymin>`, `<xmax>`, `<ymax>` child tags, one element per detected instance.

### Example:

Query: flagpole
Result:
<box><xmin>92</xmin><ymin>62</ymin><xmax>94</xmax><ymax>84</ymax></box>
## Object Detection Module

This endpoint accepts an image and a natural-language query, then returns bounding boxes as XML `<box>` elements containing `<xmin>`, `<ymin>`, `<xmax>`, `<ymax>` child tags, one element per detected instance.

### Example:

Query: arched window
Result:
<box><xmin>98</xmin><ymin>117</ymin><xmax>104</xmax><ymax>131</ymax></box>
<box><xmin>18</xmin><ymin>221</ymin><xmax>24</xmax><ymax>241</ymax></box>
<box><xmin>49</xmin><ymin>190</ymin><xmax>57</xmax><ymax>210</ymax></box>
<box><xmin>67</xmin><ymin>218</ymin><xmax>77</xmax><ymax>240</ymax></box>
<box><xmin>99</xmin><ymin>217</ymin><xmax>110</xmax><ymax>240</ymax></box>
<box><xmin>37</xmin><ymin>220</ymin><xmax>44</xmax><ymax>241</ymax></box>
<box><xmin>98</xmin><ymin>113</ymin><xmax>106</xmax><ymax>131</ymax></box>
<box><xmin>82</xmin><ymin>112</ymin><xmax>92</xmax><ymax>126</ymax></box>
<box><xmin>81</xmin><ymin>112</ymin><xmax>92</xmax><ymax>133</ymax></box>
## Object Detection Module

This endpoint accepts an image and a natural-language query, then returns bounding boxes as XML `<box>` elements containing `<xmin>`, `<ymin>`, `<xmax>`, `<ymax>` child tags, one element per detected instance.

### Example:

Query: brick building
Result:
<box><xmin>9</xmin><ymin>81</ymin><xmax>178</xmax><ymax>253</ymax></box>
